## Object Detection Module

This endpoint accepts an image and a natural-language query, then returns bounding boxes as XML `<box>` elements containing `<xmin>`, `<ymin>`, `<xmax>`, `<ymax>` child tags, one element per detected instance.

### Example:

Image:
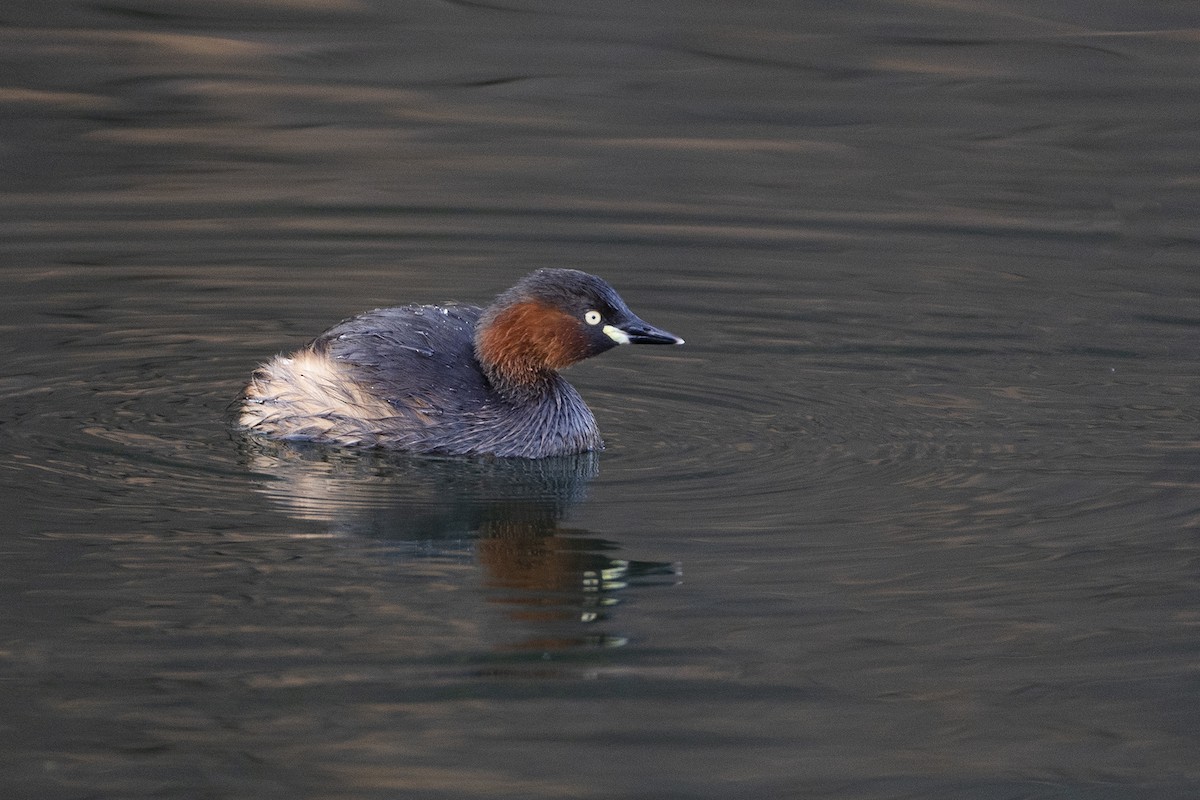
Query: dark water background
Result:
<box><xmin>3</xmin><ymin>1</ymin><xmax>1199</xmax><ymax>798</ymax></box>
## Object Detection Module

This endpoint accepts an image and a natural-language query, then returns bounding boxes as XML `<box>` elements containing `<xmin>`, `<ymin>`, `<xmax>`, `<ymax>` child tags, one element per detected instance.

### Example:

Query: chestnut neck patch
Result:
<box><xmin>475</xmin><ymin>300</ymin><xmax>589</xmax><ymax>394</ymax></box>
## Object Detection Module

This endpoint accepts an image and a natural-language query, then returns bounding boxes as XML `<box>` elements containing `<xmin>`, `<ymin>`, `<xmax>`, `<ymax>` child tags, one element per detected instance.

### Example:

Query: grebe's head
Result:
<box><xmin>475</xmin><ymin>268</ymin><xmax>683</xmax><ymax>393</ymax></box>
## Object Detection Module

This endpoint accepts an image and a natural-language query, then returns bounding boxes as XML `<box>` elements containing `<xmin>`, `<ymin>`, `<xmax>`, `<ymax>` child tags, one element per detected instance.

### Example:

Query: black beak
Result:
<box><xmin>619</xmin><ymin>317</ymin><xmax>685</xmax><ymax>345</ymax></box>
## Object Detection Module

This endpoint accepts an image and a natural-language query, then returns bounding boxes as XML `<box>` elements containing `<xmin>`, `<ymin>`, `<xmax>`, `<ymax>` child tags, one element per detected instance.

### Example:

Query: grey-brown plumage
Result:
<box><xmin>237</xmin><ymin>269</ymin><xmax>683</xmax><ymax>458</ymax></box>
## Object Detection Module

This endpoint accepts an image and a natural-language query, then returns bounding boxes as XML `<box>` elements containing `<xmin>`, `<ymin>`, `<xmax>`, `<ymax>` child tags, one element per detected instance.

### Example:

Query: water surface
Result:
<box><xmin>2</xmin><ymin>1</ymin><xmax>1199</xmax><ymax>798</ymax></box>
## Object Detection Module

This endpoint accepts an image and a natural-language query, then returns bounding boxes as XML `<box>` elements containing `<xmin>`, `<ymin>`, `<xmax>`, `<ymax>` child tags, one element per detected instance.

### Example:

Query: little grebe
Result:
<box><xmin>237</xmin><ymin>269</ymin><xmax>683</xmax><ymax>457</ymax></box>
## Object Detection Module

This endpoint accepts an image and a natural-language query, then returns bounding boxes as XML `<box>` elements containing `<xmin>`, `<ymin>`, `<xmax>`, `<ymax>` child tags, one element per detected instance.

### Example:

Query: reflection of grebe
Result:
<box><xmin>238</xmin><ymin>269</ymin><xmax>682</xmax><ymax>457</ymax></box>
<box><xmin>241</xmin><ymin>445</ymin><xmax>678</xmax><ymax>652</ymax></box>
<box><xmin>242</xmin><ymin>444</ymin><xmax>599</xmax><ymax>534</ymax></box>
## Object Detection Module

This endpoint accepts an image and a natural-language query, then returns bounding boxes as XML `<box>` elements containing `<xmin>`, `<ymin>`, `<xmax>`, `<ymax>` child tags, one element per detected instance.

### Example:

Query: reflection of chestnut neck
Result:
<box><xmin>474</xmin><ymin>520</ymin><xmax>647</xmax><ymax>653</ymax></box>
<box><xmin>474</xmin><ymin>300</ymin><xmax>588</xmax><ymax>398</ymax></box>
<box><xmin>477</xmin><ymin>519</ymin><xmax>579</xmax><ymax>594</ymax></box>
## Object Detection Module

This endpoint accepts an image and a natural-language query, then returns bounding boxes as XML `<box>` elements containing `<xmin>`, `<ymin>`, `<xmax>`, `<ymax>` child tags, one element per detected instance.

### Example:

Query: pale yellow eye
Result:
<box><xmin>585</xmin><ymin>310</ymin><xmax>602</xmax><ymax>325</ymax></box>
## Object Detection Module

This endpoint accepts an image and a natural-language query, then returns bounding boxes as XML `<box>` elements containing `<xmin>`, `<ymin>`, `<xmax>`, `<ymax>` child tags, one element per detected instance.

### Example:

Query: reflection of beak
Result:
<box><xmin>603</xmin><ymin>317</ymin><xmax>685</xmax><ymax>346</ymax></box>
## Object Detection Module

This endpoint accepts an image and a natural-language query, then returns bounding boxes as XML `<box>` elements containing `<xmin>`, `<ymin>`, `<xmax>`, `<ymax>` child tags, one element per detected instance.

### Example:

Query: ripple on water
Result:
<box><xmin>577</xmin><ymin>306</ymin><xmax>1198</xmax><ymax>541</ymax></box>
<box><xmin>1</xmin><ymin>341</ymin><xmax>254</xmax><ymax>531</ymax></box>
<box><xmin>6</xmin><ymin>265</ymin><xmax>1193</xmax><ymax>550</ymax></box>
